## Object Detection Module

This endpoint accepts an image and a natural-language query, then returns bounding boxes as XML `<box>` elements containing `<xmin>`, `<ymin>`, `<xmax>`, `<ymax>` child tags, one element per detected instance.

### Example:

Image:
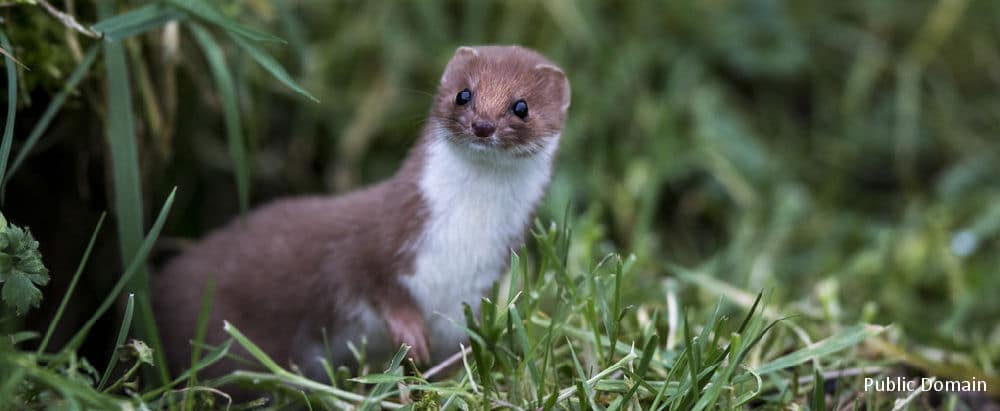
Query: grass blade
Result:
<box><xmin>103</xmin><ymin>38</ymin><xmax>144</xmax><ymax>293</ymax></box>
<box><xmin>753</xmin><ymin>324</ymin><xmax>886</xmax><ymax>375</ymax></box>
<box><xmin>608</xmin><ymin>256</ymin><xmax>624</xmax><ymax>366</ymax></box>
<box><xmin>63</xmin><ymin>188</ymin><xmax>176</xmax><ymax>352</ymax></box>
<box><xmin>228</xmin><ymin>32</ymin><xmax>319</xmax><ymax>103</ymax></box>
<box><xmin>0</xmin><ymin>44</ymin><xmax>25</xmax><ymax>69</ymax></box>
<box><xmin>190</xmin><ymin>278</ymin><xmax>216</xmax><ymax>368</ymax></box>
<box><xmin>92</xmin><ymin>3</ymin><xmax>186</xmax><ymax>41</ymax></box>
<box><xmin>359</xmin><ymin>345</ymin><xmax>408</xmax><ymax>411</ymax></box>
<box><xmin>169</xmin><ymin>0</ymin><xmax>284</xmax><ymax>43</ymax></box>
<box><xmin>101</xmin><ymin>26</ymin><xmax>168</xmax><ymax>384</ymax></box>
<box><xmin>508</xmin><ymin>305</ymin><xmax>541</xmax><ymax>387</ymax></box>
<box><xmin>0</xmin><ymin>30</ymin><xmax>18</xmax><ymax>203</ymax></box>
<box><xmin>189</xmin><ymin>23</ymin><xmax>250</xmax><ymax>212</ymax></box>
<box><xmin>222</xmin><ymin>320</ymin><xmax>283</xmax><ymax>372</ymax></box>
<box><xmin>811</xmin><ymin>369</ymin><xmax>825</xmax><ymax>411</ymax></box>
<box><xmin>462</xmin><ymin>302</ymin><xmax>496</xmax><ymax>394</ymax></box>
<box><xmin>619</xmin><ymin>333</ymin><xmax>659</xmax><ymax>405</ymax></box>
<box><xmin>224</xmin><ymin>321</ymin><xmax>404</xmax><ymax>408</ymax></box>
<box><xmin>683</xmin><ymin>312</ymin><xmax>700</xmax><ymax>407</ymax></box>
<box><xmin>36</xmin><ymin>213</ymin><xmax>105</xmax><ymax>355</ymax></box>
<box><xmin>692</xmin><ymin>317</ymin><xmax>785</xmax><ymax>410</ymax></box>
<box><xmin>567</xmin><ymin>339</ymin><xmax>604</xmax><ymax>411</ymax></box>
<box><xmin>97</xmin><ymin>293</ymin><xmax>135</xmax><ymax>390</ymax></box>
<box><xmin>140</xmin><ymin>339</ymin><xmax>232</xmax><ymax>401</ymax></box>
<box><xmin>4</xmin><ymin>45</ymin><xmax>99</xmax><ymax>192</ymax></box>
<box><xmin>185</xmin><ymin>272</ymin><xmax>215</xmax><ymax>406</ymax></box>
<box><xmin>350</xmin><ymin>373</ymin><xmax>408</xmax><ymax>385</ymax></box>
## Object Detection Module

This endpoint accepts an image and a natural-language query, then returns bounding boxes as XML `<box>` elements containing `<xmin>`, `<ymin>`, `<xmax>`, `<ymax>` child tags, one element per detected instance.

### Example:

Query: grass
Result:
<box><xmin>0</xmin><ymin>209</ymin><xmax>930</xmax><ymax>409</ymax></box>
<box><xmin>0</xmin><ymin>213</ymin><xmax>886</xmax><ymax>409</ymax></box>
<box><xmin>1</xmin><ymin>0</ymin><xmax>999</xmax><ymax>409</ymax></box>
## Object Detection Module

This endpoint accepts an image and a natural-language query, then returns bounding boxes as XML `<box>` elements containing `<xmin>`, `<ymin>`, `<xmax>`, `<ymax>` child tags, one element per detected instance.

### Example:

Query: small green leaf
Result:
<box><xmin>0</xmin><ymin>219</ymin><xmax>48</xmax><ymax>315</ymax></box>
<box><xmin>121</xmin><ymin>339</ymin><xmax>154</xmax><ymax>365</ymax></box>
<box><xmin>0</xmin><ymin>254</ymin><xmax>11</xmax><ymax>273</ymax></box>
<box><xmin>23</xmin><ymin>271</ymin><xmax>48</xmax><ymax>286</ymax></box>
<box><xmin>16</xmin><ymin>256</ymin><xmax>45</xmax><ymax>275</ymax></box>
<box><xmin>2</xmin><ymin>273</ymin><xmax>41</xmax><ymax>315</ymax></box>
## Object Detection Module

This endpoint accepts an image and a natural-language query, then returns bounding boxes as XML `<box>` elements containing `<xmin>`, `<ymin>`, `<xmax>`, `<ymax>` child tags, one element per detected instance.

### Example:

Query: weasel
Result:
<box><xmin>154</xmin><ymin>45</ymin><xmax>570</xmax><ymax>379</ymax></box>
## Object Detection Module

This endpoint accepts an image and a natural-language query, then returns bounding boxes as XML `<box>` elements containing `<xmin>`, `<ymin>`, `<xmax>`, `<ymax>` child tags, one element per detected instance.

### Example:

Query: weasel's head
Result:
<box><xmin>431</xmin><ymin>45</ymin><xmax>570</xmax><ymax>156</ymax></box>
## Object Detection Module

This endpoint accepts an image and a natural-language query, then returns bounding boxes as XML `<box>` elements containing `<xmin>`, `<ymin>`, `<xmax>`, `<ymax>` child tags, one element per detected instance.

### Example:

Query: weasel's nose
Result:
<box><xmin>472</xmin><ymin>121</ymin><xmax>496</xmax><ymax>138</ymax></box>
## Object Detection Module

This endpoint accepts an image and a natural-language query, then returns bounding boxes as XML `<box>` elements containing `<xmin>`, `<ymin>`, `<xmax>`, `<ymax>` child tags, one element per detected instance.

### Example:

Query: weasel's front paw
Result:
<box><xmin>385</xmin><ymin>312</ymin><xmax>431</xmax><ymax>364</ymax></box>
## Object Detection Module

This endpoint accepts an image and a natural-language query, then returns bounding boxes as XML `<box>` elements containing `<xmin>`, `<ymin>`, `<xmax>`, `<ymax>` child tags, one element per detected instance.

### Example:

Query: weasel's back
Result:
<box><xmin>153</xmin><ymin>192</ymin><xmax>386</xmax><ymax>376</ymax></box>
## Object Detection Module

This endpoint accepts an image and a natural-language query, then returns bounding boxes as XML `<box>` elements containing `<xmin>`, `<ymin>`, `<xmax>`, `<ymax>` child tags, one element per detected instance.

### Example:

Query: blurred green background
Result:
<box><xmin>2</xmin><ymin>0</ymin><xmax>998</xmax><ymax>400</ymax></box>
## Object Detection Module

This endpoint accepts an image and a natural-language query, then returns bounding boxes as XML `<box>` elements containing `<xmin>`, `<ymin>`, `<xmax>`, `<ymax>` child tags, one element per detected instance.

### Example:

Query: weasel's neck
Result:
<box><xmin>417</xmin><ymin>134</ymin><xmax>557</xmax><ymax>244</ymax></box>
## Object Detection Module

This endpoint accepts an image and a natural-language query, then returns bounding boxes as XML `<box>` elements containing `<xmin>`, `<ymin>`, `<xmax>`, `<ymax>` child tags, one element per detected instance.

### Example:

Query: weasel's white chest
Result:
<box><xmin>400</xmin><ymin>138</ymin><xmax>555</xmax><ymax>360</ymax></box>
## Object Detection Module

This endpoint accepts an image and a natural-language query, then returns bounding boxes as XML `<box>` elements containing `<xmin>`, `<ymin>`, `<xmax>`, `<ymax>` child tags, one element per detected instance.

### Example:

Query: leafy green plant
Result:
<box><xmin>0</xmin><ymin>213</ymin><xmax>48</xmax><ymax>315</ymax></box>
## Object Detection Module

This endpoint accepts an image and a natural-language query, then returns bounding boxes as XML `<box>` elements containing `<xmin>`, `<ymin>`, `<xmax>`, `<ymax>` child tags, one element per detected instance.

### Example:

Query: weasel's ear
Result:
<box><xmin>535</xmin><ymin>64</ymin><xmax>571</xmax><ymax>112</ymax></box>
<box><xmin>440</xmin><ymin>46</ymin><xmax>479</xmax><ymax>84</ymax></box>
<box><xmin>453</xmin><ymin>46</ymin><xmax>479</xmax><ymax>59</ymax></box>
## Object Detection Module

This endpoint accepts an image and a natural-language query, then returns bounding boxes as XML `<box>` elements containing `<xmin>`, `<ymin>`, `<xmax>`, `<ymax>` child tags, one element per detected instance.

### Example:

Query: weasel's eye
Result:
<box><xmin>512</xmin><ymin>99</ymin><xmax>528</xmax><ymax>120</ymax></box>
<box><xmin>455</xmin><ymin>88</ymin><xmax>472</xmax><ymax>106</ymax></box>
